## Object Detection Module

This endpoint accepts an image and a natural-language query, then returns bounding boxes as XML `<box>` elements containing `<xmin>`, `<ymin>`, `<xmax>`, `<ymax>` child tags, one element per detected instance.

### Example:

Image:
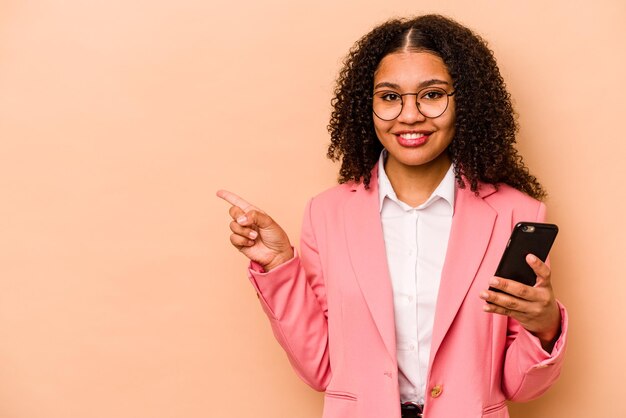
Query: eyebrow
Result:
<box><xmin>373</xmin><ymin>79</ymin><xmax>451</xmax><ymax>91</ymax></box>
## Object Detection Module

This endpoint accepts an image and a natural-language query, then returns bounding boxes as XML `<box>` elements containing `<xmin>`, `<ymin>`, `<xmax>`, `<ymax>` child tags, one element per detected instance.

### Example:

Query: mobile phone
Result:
<box><xmin>490</xmin><ymin>222</ymin><xmax>559</xmax><ymax>292</ymax></box>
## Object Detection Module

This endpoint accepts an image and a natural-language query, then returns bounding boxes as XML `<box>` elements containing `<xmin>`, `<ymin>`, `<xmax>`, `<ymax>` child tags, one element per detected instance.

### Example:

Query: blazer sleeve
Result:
<box><xmin>501</xmin><ymin>201</ymin><xmax>569</xmax><ymax>401</ymax></box>
<box><xmin>246</xmin><ymin>198</ymin><xmax>331</xmax><ymax>391</ymax></box>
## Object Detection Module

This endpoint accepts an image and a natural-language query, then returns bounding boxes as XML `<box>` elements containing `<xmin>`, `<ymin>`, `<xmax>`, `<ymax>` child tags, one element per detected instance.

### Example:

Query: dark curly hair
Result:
<box><xmin>327</xmin><ymin>14</ymin><xmax>546</xmax><ymax>199</ymax></box>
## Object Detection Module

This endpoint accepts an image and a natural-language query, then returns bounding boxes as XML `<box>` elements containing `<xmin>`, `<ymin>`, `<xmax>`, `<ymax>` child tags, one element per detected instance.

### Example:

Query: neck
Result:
<box><xmin>384</xmin><ymin>155</ymin><xmax>452</xmax><ymax>207</ymax></box>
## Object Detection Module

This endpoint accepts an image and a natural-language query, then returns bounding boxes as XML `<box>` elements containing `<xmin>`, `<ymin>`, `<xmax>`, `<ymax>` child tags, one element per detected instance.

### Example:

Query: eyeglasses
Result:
<box><xmin>372</xmin><ymin>87</ymin><xmax>456</xmax><ymax>121</ymax></box>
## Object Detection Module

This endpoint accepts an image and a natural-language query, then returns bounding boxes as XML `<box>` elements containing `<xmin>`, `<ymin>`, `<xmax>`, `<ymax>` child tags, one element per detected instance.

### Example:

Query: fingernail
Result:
<box><xmin>482</xmin><ymin>304</ymin><xmax>491</xmax><ymax>312</ymax></box>
<box><xmin>249</xmin><ymin>231</ymin><xmax>258</xmax><ymax>239</ymax></box>
<box><xmin>479</xmin><ymin>291</ymin><xmax>488</xmax><ymax>299</ymax></box>
<box><xmin>528</xmin><ymin>254</ymin><xmax>537</xmax><ymax>263</ymax></box>
<box><xmin>489</xmin><ymin>278</ymin><xmax>499</xmax><ymax>286</ymax></box>
<box><xmin>236</xmin><ymin>215</ymin><xmax>247</xmax><ymax>224</ymax></box>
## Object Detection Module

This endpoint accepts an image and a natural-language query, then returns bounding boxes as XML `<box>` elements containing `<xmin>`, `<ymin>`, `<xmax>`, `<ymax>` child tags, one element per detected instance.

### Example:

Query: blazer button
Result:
<box><xmin>430</xmin><ymin>384</ymin><xmax>443</xmax><ymax>398</ymax></box>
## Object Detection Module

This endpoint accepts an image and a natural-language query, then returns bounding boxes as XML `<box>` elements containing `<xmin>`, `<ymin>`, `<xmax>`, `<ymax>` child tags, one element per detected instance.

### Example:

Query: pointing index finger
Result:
<box><xmin>216</xmin><ymin>189</ymin><xmax>255</xmax><ymax>211</ymax></box>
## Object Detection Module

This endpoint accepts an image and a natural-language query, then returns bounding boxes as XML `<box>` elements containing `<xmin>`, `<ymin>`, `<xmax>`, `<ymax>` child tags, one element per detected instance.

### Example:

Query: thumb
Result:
<box><xmin>527</xmin><ymin>253</ymin><xmax>552</xmax><ymax>288</ymax></box>
<box><xmin>237</xmin><ymin>209</ymin><xmax>274</xmax><ymax>230</ymax></box>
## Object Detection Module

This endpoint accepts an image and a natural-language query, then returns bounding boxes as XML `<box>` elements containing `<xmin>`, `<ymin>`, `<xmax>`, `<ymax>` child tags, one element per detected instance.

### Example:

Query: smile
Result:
<box><xmin>398</xmin><ymin>132</ymin><xmax>426</xmax><ymax>140</ymax></box>
<box><xmin>395</xmin><ymin>131</ymin><xmax>431</xmax><ymax>147</ymax></box>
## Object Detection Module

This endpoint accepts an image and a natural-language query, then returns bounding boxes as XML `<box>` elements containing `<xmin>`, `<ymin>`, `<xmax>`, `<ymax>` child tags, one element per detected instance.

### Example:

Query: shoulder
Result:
<box><xmin>302</xmin><ymin>177</ymin><xmax>379</xmax><ymax>224</ymax></box>
<box><xmin>303</xmin><ymin>166</ymin><xmax>380</xmax><ymax>225</ymax></box>
<box><xmin>308</xmin><ymin>181</ymin><xmax>361</xmax><ymax>210</ymax></box>
<box><xmin>484</xmin><ymin>183</ymin><xmax>539</xmax><ymax>205</ymax></box>
<box><xmin>483</xmin><ymin>183</ymin><xmax>546</xmax><ymax>221</ymax></box>
<box><xmin>297</xmin><ymin>182</ymin><xmax>363</xmax><ymax>232</ymax></box>
<box><xmin>310</xmin><ymin>164</ymin><xmax>380</xmax><ymax>206</ymax></box>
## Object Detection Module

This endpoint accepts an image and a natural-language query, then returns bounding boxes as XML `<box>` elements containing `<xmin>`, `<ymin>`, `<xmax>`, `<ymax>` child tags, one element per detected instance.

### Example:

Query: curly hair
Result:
<box><xmin>327</xmin><ymin>14</ymin><xmax>546</xmax><ymax>199</ymax></box>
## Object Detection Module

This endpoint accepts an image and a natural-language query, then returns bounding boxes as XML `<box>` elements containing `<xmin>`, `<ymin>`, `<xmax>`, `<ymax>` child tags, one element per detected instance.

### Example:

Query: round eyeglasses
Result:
<box><xmin>372</xmin><ymin>87</ymin><xmax>456</xmax><ymax>121</ymax></box>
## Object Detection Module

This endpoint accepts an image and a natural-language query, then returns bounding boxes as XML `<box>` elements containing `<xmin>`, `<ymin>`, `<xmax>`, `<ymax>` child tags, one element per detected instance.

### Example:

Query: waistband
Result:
<box><xmin>401</xmin><ymin>402</ymin><xmax>424</xmax><ymax>418</ymax></box>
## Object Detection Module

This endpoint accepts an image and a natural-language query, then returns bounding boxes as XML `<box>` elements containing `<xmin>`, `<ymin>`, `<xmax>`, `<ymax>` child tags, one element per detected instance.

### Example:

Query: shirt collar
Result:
<box><xmin>377</xmin><ymin>150</ymin><xmax>456</xmax><ymax>213</ymax></box>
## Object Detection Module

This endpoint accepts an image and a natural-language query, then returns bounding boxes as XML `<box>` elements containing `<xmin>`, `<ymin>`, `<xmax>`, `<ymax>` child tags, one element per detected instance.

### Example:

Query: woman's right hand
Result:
<box><xmin>216</xmin><ymin>190</ymin><xmax>294</xmax><ymax>272</ymax></box>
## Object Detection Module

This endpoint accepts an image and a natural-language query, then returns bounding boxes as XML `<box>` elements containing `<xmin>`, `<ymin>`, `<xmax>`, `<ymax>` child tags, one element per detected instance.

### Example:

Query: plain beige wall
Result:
<box><xmin>1</xmin><ymin>0</ymin><xmax>625</xmax><ymax>417</ymax></box>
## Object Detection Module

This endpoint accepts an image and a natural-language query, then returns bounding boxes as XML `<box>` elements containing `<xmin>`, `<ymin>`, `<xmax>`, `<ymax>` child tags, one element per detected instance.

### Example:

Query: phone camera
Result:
<box><xmin>522</xmin><ymin>225</ymin><xmax>536</xmax><ymax>233</ymax></box>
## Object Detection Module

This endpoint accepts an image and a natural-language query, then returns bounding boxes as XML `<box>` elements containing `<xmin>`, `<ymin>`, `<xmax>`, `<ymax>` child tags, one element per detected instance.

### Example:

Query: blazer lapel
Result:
<box><xmin>429</xmin><ymin>184</ymin><xmax>497</xmax><ymax>365</ymax></box>
<box><xmin>342</xmin><ymin>170</ymin><xmax>498</xmax><ymax>368</ymax></box>
<box><xmin>343</xmin><ymin>168</ymin><xmax>397</xmax><ymax>363</ymax></box>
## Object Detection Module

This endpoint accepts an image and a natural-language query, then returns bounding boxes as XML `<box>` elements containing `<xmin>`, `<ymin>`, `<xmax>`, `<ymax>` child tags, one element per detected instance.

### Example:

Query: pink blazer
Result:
<box><xmin>248</xmin><ymin>167</ymin><xmax>567</xmax><ymax>418</ymax></box>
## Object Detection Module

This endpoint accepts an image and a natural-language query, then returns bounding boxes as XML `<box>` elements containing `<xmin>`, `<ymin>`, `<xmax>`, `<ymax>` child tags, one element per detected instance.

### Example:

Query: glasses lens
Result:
<box><xmin>417</xmin><ymin>87</ymin><xmax>449</xmax><ymax>118</ymax></box>
<box><xmin>372</xmin><ymin>88</ymin><xmax>451</xmax><ymax>120</ymax></box>
<box><xmin>373</xmin><ymin>91</ymin><xmax>402</xmax><ymax>121</ymax></box>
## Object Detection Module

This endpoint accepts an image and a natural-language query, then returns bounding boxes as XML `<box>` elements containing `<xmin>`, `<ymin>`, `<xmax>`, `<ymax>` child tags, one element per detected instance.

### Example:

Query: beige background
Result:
<box><xmin>1</xmin><ymin>0</ymin><xmax>624</xmax><ymax>417</ymax></box>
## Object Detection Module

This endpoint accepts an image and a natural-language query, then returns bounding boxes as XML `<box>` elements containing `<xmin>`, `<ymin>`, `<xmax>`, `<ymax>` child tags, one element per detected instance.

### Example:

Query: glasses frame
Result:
<box><xmin>372</xmin><ymin>87</ymin><xmax>456</xmax><ymax>121</ymax></box>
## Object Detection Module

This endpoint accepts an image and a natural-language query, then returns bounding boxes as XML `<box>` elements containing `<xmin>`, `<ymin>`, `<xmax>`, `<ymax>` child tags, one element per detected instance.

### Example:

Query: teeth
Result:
<box><xmin>399</xmin><ymin>132</ymin><xmax>425</xmax><ymax>139</ymax></box>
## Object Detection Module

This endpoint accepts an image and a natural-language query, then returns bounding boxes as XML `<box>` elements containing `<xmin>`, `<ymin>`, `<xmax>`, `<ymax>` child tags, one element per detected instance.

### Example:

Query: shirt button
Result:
<box><xmin>409</xmin><ymin>344</ymin><xmax>415</xmax><ymax>351</ymax></box>
<box><xmin>408</xmin><ymin>295</ymin><xmax>414</xmax><ymax>303</ymax></box>
<box><xmin>430</xmin><ymin>384</ymin><xmax>443</xmax><ymax>398</ymax></box>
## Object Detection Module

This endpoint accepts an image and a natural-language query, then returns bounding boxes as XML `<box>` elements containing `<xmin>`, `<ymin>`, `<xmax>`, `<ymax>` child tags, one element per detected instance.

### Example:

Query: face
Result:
<box><xmin>373</xmin><ymin>51</ymin><xmax>456</xmax><ymax>173</ymax></box>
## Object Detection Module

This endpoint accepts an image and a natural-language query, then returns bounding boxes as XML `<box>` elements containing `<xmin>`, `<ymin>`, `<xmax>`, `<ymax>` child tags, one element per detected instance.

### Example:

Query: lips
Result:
<box><xmin>395</xmin><ymin>131</ymin><xmax>431</xmax><ymax>147</ymax></box>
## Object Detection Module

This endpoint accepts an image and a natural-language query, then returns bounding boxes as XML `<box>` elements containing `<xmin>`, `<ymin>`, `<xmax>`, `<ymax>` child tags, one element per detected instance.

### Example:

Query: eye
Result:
<box><xmin>378</xmin><ymin>91</ymin><xmax>401</xmax><ymax>102</ymax></box>
<box><xmin>420</xmin><ymin>89</ymin><xmax>446</xmax><ymax>101</ymax></box>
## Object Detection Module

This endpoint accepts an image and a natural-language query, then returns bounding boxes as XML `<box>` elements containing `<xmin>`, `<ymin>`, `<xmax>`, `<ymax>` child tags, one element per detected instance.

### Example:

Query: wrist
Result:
<box><xmin>263</xmin><ymin>248</ymin><xmax>295</xmax><ymax>272</ymax></box>
<box><xmin>534</xmin><ymin>317</ymin><xmax>562</xmax><ymax>352</ymax></box>
<box><xmin>537</xmin><ymin>327</ymin><xmax>560</xmax><ymax>352</ymax></box>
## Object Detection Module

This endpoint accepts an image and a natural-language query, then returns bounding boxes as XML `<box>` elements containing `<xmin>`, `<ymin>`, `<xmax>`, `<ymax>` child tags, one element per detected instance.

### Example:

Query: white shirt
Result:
<box><xmin>377</xmin><ymin>151</ymin><xmax>455</xmax><ymax>404</ymax></box>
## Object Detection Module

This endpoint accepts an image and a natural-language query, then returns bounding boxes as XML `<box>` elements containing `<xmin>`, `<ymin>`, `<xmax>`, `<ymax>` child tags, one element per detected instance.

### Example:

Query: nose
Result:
<box><xmin>397</xmin><ymin>94</ymin><xmax>426</xmax><ymax>124</ymax></box>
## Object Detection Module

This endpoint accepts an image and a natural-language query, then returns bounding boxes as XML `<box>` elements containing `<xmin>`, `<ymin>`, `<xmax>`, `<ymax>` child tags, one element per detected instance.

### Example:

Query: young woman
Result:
<box><xmin>218</xmin><ymin>14</ymin><xmax>567</xmax><ymax>418</ymax></box>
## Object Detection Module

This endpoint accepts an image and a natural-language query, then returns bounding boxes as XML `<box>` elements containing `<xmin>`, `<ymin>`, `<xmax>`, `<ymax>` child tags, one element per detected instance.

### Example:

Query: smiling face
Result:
<box><xmin>373</xmin><ymin>51</ymin><xmax>456</xmax><ymax>176</ymax></box>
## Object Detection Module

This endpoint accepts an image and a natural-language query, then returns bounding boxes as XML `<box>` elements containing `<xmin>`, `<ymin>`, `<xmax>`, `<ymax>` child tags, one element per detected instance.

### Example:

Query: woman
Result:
<box><xmin>218</xmin><ymin>14</ymin><xmax>567</xmax><ymax>418</ymax></box>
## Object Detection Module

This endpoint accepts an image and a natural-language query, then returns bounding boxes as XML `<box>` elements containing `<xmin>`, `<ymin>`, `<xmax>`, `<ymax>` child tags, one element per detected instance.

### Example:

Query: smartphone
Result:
<box><xmin>490</xmin><ymin>222</ymin><xmax>558</xmax><ymax>292</ymax></box>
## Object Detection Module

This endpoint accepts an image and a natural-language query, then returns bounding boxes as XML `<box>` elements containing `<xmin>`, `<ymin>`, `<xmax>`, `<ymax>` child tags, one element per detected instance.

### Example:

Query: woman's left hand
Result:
<box><xmin>480</xmin><ymin>254</ymin><xmax>561</xmax><ymax>352</ymax></box>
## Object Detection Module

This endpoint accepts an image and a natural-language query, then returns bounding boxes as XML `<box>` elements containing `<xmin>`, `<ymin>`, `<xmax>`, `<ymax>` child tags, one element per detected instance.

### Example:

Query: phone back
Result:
<box><xmin>494</xmin><ymin>222</ymin><xmax>558</xmax><ymax>287</ymax></box>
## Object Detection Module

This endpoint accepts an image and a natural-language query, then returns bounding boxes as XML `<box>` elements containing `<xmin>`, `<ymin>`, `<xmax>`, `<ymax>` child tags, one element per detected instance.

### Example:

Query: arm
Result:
<box><xmin>480</xmin><ymin>202</ymin><xmax>568</xmax><ymax>400</ymax></box>
<box><xmin>501</xmin><ymin>301</ymin><xmax>568</xmax><ymax>401</ymax></box>
<box><xmin>245</xmin><ymin>198</ymin><xmax>331</xmax><ymax>391</ymax></box>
